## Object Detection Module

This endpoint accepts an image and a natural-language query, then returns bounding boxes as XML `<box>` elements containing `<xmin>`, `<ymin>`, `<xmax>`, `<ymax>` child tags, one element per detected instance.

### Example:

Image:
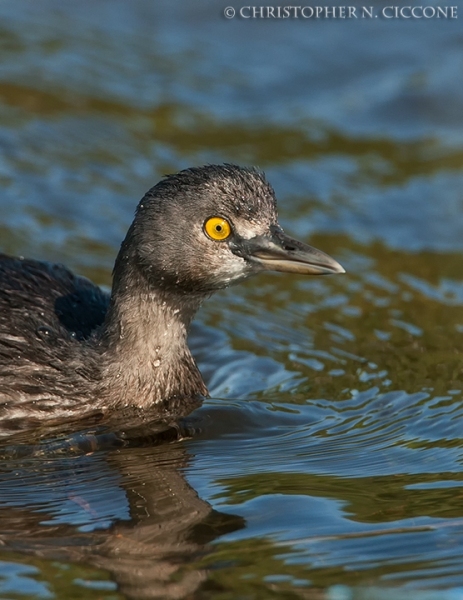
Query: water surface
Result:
<box><xmin>1</xmin><ymin>1</ymin><xmax>463</xmax><ymax>598</ymax></box>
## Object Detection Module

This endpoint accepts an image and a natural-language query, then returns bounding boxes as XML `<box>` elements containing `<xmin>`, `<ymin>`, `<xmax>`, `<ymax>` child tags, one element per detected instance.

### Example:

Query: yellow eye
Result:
<box><xmin>204</xmin><ymin>216</ymin><xmax>232</xmax><ymax>241</ymax></box>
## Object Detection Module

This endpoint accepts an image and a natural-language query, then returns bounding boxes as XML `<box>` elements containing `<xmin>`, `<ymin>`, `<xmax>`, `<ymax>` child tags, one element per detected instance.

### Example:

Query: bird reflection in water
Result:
<box><xmin>0</xmin><ymin>431</ymin><xmax>244</xmax><ymax>599</ymax></box>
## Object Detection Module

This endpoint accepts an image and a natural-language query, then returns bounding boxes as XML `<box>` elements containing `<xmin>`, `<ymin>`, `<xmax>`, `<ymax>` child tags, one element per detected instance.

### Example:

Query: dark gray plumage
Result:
<box><xmin>0</xmin><ymin>165</ymin><xmax>344</xmax><ymax>435</ymax></box>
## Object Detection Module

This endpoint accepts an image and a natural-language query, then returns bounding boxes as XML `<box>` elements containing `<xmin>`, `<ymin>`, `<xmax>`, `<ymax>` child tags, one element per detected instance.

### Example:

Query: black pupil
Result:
<box><xmin>216</xmin><ymin>225</ymin><xmax>222</xmax><ymax>232</ymax></box>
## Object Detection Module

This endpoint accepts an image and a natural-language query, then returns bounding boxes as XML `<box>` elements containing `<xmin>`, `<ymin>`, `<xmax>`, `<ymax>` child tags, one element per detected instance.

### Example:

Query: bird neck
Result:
<box><xmin>97</xmin><ymin>258</ymin><xmax>208</xmax><ymax>414</ymax></box>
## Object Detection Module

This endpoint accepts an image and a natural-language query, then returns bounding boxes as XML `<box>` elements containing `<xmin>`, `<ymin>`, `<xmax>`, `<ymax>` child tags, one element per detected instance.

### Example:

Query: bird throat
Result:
<box><xmin>97</xmin><ymin>265</ymin><xmax>208</xmax><ymax>415</ymax></box>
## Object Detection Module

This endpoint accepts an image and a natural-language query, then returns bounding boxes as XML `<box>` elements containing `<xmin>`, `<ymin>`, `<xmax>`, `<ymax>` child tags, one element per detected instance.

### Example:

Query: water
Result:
<box><xmin>0</xmin><ymin>0</ymin><xmax>463</xmax><ymax>597</ymax></box>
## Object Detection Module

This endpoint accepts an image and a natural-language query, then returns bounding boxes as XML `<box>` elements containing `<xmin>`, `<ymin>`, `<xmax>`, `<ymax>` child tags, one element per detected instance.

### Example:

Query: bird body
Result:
<box><xmin>0</xmin><ymin>165</ymin><xmax>344</xmax><ymax>434</ymax></box>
